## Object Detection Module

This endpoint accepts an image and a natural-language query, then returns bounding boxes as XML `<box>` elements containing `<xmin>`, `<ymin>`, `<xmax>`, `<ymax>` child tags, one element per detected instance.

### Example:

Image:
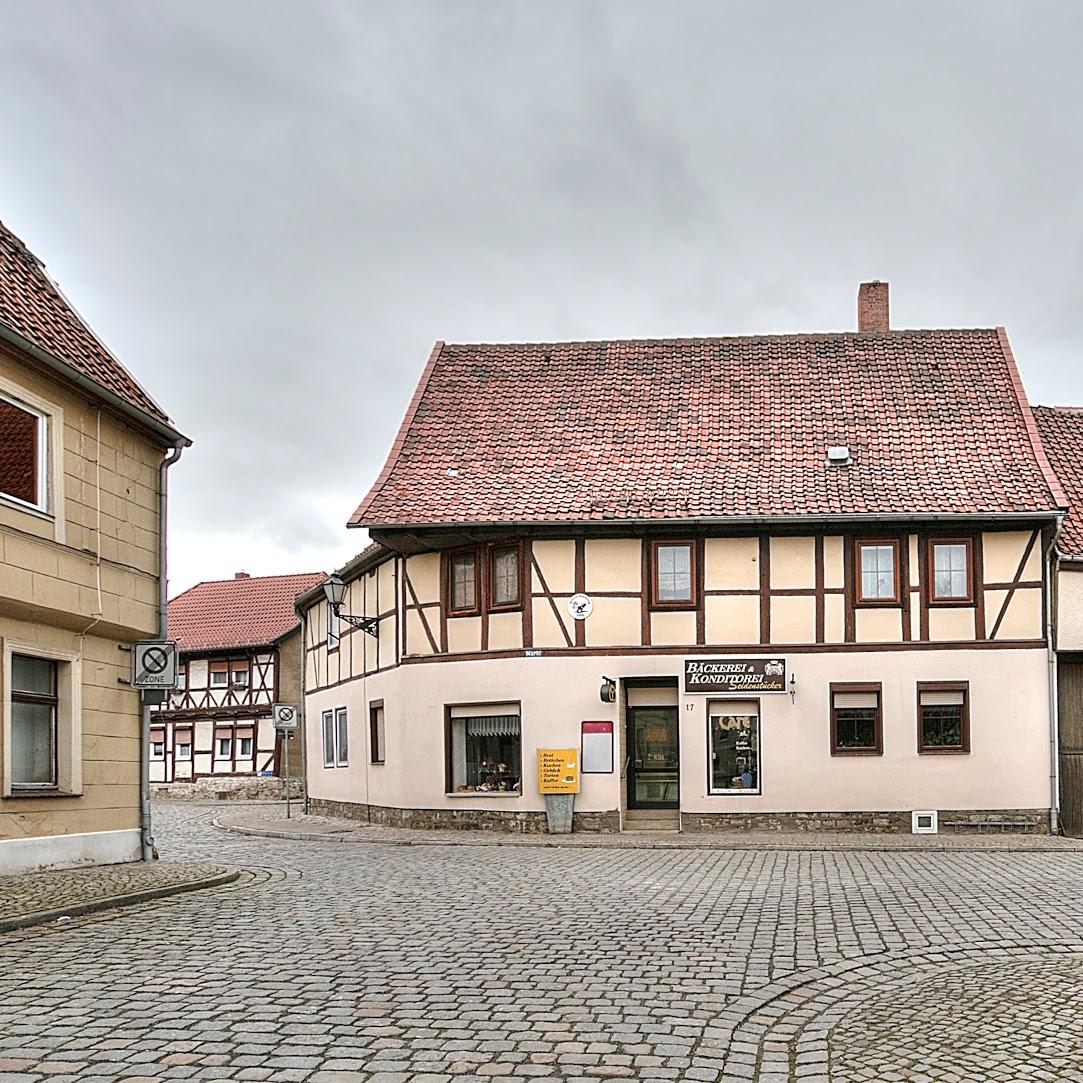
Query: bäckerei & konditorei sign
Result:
<box><xmin>684</xmin><ymin>657</ymin><xmax>787</xmax><ymax>694</ymax></box>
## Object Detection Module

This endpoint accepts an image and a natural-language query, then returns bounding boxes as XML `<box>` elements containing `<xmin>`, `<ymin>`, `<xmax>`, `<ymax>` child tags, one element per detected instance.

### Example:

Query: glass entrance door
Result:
<box><xmin>628</xmin><ymin>707</ymin><xmax>679</xmax><ymax>809</ymax></box>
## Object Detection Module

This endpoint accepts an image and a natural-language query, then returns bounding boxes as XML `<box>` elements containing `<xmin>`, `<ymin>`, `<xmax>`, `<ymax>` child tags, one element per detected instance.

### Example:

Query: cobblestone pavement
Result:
<box><xmin>0</xmin><ymin>803</ymin><xmax>1081</xmax><ymax>1082</ymax></box>
<box><xmin>0</xmin><ymin>860</ymin><xmax>235</xmax><ymax>930</ymax></box>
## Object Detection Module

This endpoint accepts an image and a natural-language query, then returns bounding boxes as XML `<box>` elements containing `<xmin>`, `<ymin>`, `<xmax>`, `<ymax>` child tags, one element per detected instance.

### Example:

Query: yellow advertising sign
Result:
<box><xmin>537</xmin><ymin>748</ymin><xmax>580</xmax><ymax>794</ymax></box>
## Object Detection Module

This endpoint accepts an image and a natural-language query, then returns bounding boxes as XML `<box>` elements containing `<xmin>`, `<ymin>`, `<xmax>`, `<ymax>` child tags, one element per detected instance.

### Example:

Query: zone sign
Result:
<box><xmin>131</xmin><ymin>641</ymin><xmax>179</xmax><ymax>689</ymax></box>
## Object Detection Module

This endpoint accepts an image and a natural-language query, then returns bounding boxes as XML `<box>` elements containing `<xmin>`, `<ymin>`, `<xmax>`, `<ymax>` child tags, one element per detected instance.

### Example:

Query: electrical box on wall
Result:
<box><xmin>911</xmin><ymin>810</ymin><xmax>938</xmax><ymax>834</ymax></box>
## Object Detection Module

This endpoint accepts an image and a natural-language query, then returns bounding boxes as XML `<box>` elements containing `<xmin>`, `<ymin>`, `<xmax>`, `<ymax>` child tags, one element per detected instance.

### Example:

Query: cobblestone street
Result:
<box><xmin>1</xmin><ymin>805</ymin><xmax>1082</xmax><ymax>1082</ymax></box>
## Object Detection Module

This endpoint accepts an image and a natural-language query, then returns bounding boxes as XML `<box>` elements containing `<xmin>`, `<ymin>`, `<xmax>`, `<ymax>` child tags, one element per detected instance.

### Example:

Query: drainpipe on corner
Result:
<box><xmin>142</xmin><ymin>443</ymin><xmax>185</xmax><ymax>862</ymax></box>
<box><xmin>1045</xmin><ymin>521</ymin><xmax>1064</xmax><ymax>836</ymax></box>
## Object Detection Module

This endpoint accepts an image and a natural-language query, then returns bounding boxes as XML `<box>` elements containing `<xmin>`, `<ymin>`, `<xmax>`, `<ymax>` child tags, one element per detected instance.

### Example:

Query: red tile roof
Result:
<box><xmin>0</xmin><ymin>219</ymin><xmax>174</xmax><ymax>426</ymax></box>
<box><xmin>168</xmin><ymin>572</ymin><xmax>326</xmax><ymax>653</ymax></box>
<box><xmin>1034</xmin><ymin>406</ymin><xmax>1083</xmax><ymax>557</ymax></box>
<box><xmin>352</xmin><ymin>330</ymin><xmax>1065</xmax><ymax>527</ymax></box>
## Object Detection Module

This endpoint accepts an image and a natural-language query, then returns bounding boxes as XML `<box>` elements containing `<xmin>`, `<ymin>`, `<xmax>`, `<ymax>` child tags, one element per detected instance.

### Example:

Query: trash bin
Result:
<box><xmin>544</xmin><ymin>793</ymin><xmax>574</xmax><ymax>834</ymax></box>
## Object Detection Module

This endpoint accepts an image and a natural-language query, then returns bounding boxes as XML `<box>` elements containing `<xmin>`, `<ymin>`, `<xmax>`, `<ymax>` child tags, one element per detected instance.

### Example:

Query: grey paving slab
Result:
<box><xmin>0</xmin><ymin>803</ymin><xmax>1080</xmax><ymax>1080</ymax></box>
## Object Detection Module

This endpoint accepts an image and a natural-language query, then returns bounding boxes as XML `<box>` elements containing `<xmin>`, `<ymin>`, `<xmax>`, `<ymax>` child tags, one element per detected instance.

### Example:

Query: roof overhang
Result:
<box><xmin>293</xmin><ymin>544</ymin><xmax>393</xmax><ymax>614</ymax></box>
<box><xmin>0</xmin><ymin>319</ymin><xmax>190</xmax><ymax>449</ymax></box>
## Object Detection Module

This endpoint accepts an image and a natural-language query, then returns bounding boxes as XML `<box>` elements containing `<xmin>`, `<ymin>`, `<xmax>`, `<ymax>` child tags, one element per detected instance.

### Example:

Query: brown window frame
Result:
<box><xmin>445</xmin><ymin>547</ymin><xmax>481</xmax><ymax>617</ymax></box>
<box><xmin>10</xmin><ymin>653</ymin><xmax>60</xmax><ymax>790</ymax></box>
<box><xmin>487</xmin><ymin>541</ymin><xmax>524</xmax><ymax>612</ymax></box>
<box><xmin>829</xmin><ymin>682</ymin><xmax>884</xmax><ymax>756</ymax></box>
<box><xmin>917</xmin><ymin>681</ymin><xmax>970</xmax><ymax>754</ymax></box>
<box><xmin>854</xmin><ymin>539</ymin><xmax>901</xmax><ymax>605</ymax></box>
<box><xmin>369</xmin><ymin>699</ymin><xmax>386</xmax><ymax>764</ymax></box>
<box><xmin>649</xmin><ymin>539</ymin><xmax>699</xmax><ymax>610</ymax></box>
<box><xmin>927</xmin><ymin>537</ymin><xmax>975</xmax><ymax>605</ymax></box>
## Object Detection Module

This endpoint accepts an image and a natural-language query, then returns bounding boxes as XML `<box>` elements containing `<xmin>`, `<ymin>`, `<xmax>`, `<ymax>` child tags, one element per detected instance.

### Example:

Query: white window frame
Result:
<box><xmin>707</xmin><ymin>700</ymin><xmax>761</xmax><ymax>796</ymax></box>
<box><xmin>322</xmin><ymin>709</ymin><xmax>335</xmax><ymax>767</ymax></box>
<box><xmin>150</xmin><ymin>739</ymin><xmax>165</xmax><ymax>759</ymax></box>
<box><xmin>210</xmin><ymin>668</ymin><xmax>229</xmax><ymax>687</ymax></box>
<box><xmin>176</xmin><ymin>741</ymin><xmax>192</xmax><ymax>760</ymax></box>
<box><xmin>231</xmin><ymin>668</ymin><xmax>250</xmax><ymax>687</ymax></box>
<box><xmin>237</xmin><ymin>735</ymin><xmax>253</xmax><ymax>758</ymax></box>
<box><xmin>328</xmin><ymin>607</ymin><xmax>340</xmax><ymax>650</ymax></box>
<box><xmin>335</xmin><ymin>707</ymin><xmax>349</xmax><ymax>766</ymax></box>
<box><xmin>0</xmin><ymin>377</ymin><xmax>65</xmax><ymax>542</ymax></box>
<box><xmin>2</xmin><ymin>640</ymin><xmax>82</xmax><ymax>797</ymax></box>
<box><xmin>216</xmin><ymin>736</ymin><xmax>232</xmax><ymax>758</ymax></box>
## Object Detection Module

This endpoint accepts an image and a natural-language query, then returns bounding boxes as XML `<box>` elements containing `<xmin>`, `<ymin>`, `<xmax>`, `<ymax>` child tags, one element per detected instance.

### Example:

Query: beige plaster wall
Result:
<box><xmin>587</xmin><ymin>598</ymin><xmax>641</xmax><ymax>647</ymax></box>
<box><xmin>928</xmin><ymin>607</ymin><xmax>976</xmax><ymax>642</ymax></box>
<box><xmin>704</xmin><ymin>538</ymin><xmax>758</xmax><ymax>590</ymax></box>
<box><xmin>585</xmin><ymin>539</ymin><xmax>640</xmax><ymax>593</ymax></box>
<box><xmin>651</xmin><ymin>610</ymin><xmax>696</xmax><ymax>647</ymax></box>
<box><xmin>855</xmin><ymin>607</ymin><xmax>903</xmax><ymax>643</ymax></box>
<box><xmin>983</xmin><ymin>531</ymin><xmax>1040</xmax><ymax>583</ymax></box>
<box><xmin>770</xmin><ymin>596</ymin><xmax>815</xmax><ymax>643</ymax></box>
<box><xmin>532</xmin><ymin>540</ymin><xmax>575</xmax><ymax>594</ymax></box>
<box><xmin>304</xmin><ymin>646</ymin><xmax>1051</xmax><ymax>817</ymax></box>
<box><xmin>823</xmin><ymin>536</ymin><xmax>845</xmax><ymax>590</ymax></box>
<box><xmin>770</xmin><ymin>537</ymin><xmax>816</xmax><ymax>589</ymax></box>
<box><xmin>705</xmin><ymin>595</ymin><xmax>759</xmax><ymax>646</ymax></box>
<box><xmin>405</xmin><ymin>553</ymin><xmax>441</xmax><ymax>605</ymax></box>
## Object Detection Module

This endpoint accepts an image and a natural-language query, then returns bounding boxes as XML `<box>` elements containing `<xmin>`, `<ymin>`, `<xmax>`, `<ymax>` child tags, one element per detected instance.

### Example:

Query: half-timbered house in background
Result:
<box><xmin>152</xmin><ymin>570</ymin><xmax>322</xmax><ymax>795</ymax></box>
<box><xmin>296</xmin><ymin>282</ymin><xmax>1077</xmax><ymax>834</ymax></box>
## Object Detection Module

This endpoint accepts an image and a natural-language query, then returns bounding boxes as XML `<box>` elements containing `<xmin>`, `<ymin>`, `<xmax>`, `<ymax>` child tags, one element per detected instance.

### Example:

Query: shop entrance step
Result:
<box><xmin>623</xmin><ymin>809</ymin><xmax>680</xmax><ymax>833</ymax></box>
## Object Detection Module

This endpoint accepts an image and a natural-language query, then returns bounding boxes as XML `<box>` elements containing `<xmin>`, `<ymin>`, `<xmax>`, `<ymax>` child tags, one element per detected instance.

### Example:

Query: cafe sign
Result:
<box><xmin>684</xmin><ymin>657</ymin><xmax>787</xmax><ymax>694</ymax></box>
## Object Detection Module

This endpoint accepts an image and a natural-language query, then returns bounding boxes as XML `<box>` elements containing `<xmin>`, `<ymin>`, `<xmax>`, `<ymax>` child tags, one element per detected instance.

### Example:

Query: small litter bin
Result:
<box><xmin>544</xmin><ymin>793</ymin><xmax>574</xmax><ymax>834</ymax></box>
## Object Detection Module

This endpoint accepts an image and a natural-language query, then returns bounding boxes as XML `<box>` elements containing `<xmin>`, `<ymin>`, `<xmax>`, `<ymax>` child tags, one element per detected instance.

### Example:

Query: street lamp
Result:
<box><xmin>321</xmin><ymin>573</ymin><xmax>379</xmax><ymax>638</ymax></box>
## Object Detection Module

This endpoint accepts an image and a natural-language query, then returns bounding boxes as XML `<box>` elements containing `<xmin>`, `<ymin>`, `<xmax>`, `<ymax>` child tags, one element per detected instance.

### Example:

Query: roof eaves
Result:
<box><xmin>348</xmin><ymin>340</ymin><xmax>444</xmax><ymax>527</ymax></box>
<box><xmin>997</xmin><ymin>326</ymin><xmax>1068</xmax><ymax>510</ymax></box>
<box><xmin>0</xmin><ymin>318</ymin><xmax>190</xmax><ymax>448</ymax></box>
<box><xmin>294</xmin><ymin>543</ymin><xmax>393</xmax><ymax>613</ymax></box>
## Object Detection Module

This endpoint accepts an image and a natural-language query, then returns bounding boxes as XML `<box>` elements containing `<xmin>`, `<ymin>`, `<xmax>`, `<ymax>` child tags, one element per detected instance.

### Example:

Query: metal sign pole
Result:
<box><xmin>284</xmin><ymin>731</ymin><xmax>291</xmax><ymax>820</ymax></box>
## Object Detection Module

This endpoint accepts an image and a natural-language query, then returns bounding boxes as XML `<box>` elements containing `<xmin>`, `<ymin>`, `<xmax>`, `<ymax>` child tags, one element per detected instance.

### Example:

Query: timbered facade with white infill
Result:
<box><xmin>298</xmin><ymin>283</ymin><xmax>1079</xmax><ymax>835</ymax></box>
<box><xmin>152</xmin><ymin>570</ymin><xmax>323</xmax><ymax>789</ymax></box>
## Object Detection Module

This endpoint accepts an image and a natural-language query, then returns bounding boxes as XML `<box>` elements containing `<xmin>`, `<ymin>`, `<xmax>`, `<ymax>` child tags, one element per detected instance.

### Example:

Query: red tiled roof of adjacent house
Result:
<box><xmin>168</xmin><ymin>571</ymin><xmax>327</xmax><ymax>653</ymax></box>
<box><xmin>351</xmin><ymin>329</ymin><xmax>1065</xmax><ymax>527</ymax></box>
<box><xmin>0</xmin><ymin>218</ymin><xmax>173</xmax><ymax>425</ymax></box>
<box><xmin>1034</xmin><ymin>406</ymin><xmax>1083</xmax><ymax>557</ymax></box>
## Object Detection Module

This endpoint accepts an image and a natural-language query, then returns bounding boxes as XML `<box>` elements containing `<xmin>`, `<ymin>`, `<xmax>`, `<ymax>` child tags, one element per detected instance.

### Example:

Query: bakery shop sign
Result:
<box><xmin>684</xmin><ymin>657</ymin><xmax>787</xmax><ymax>694</ymax></box>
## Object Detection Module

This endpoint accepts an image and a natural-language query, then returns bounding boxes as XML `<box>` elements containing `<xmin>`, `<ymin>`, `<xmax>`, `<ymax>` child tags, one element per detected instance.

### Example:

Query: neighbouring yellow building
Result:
<box><xmin>0</xmin><ymin>219</ymin><xmax>188</xmax><ymax>874</ymax></box>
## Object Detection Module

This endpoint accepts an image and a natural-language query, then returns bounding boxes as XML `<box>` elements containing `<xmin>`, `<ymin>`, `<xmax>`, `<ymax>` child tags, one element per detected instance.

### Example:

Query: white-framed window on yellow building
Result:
<box><xmin>0</xmin><ymin>377</ymin><xmax>65</xmax><ymax>541</ymax></box>
<box><xmin>2</xmin><ymin>640</ymin><xmax>82</xmax><ymax>797</ymax></box>
<box><xmin>708</xmin><ymin>700</ymin><xmax>760</xmax><ymax>795</ymax></box>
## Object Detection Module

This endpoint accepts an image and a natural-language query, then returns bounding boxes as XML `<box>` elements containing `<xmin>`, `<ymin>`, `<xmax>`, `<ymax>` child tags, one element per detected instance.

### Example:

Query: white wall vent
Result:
<box><xmin>911</xmin><ymin>810</ymin><xmax>938</xmax><ymax>834</ymax></box>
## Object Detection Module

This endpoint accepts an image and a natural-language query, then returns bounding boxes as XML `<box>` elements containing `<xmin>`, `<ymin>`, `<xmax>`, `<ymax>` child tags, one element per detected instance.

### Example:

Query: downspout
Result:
<box><xmin>1045</xmin><ymin>521</ymin><xmax>1064</xmax><ymax>836</ymax></box>
<box><xmin>301</xmin><ymin>603</ymin><xmax>310</xmax><ymax>815</ymax></box>
<box><xmin>142</xmin><ymin>442</ymin><xmax>185</xmax><ymax>861</ymax></box>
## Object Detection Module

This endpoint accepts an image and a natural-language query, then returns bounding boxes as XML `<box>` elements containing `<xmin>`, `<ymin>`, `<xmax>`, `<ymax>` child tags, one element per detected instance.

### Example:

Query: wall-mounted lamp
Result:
<box><xmin>322</xmin><ymin>574</ymin><xmax>379</xmax><ymax>639</ymax></box>
<box><xmin>789</xmin><ymin>673</ymin><xmax>797</xmax><ymax>704</ymax></box>
<box><xmin>599</xmin><ymin>676</ymin><xmax>617</xmax><ymax>704</ymax></box>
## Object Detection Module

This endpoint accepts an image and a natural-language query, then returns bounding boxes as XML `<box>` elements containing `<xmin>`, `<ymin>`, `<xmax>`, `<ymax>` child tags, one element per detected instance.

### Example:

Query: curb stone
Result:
<box><xmin>0</xmin><ymin>868</ymin><xmax>240</xmax><ymax>933</ymax></box>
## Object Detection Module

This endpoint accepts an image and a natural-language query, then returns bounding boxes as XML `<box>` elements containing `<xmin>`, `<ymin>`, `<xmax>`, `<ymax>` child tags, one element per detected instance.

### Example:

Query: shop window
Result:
<box><xmin>10</xmin><ymin>654</ymin><xmax>58</xmax><ymax>787</ymax></box>
<box><xmin>830</xmin><ymin>684</ymin><xmax>883</xmax><ymax>755</ymax></box>
<box><xmin>322</xmin><ymin>710</ymin><xmax>335</xmax><ymax>767</ymax></box>
<box><xmin>918</xmin><ymin>683</ymin><xmax>969</xmax><ymax>753</ymax></box>
<box><xmin>856</xmin><ymin>541</ymin><xmax>899</xmax><ymax>603</ymax></box>
<box><xmin>929</xmin><ymin>540</ymin><xmax>972</xmax><ymax>602</ymax></box>
<box><xmin>449</xmin><ymin>550</ymin><xmax>479</xmax><ymax>614</ymax></box>
<box><xmin>370</xmin><ymin>701</ymin><xmax>386</xmax><ymax>764</ymax></box>
<box><xmin>446</xmin><ymin>705</ymin><xmax>521</xmax><ymax>794</ymax></box>
<box><xmin>0</xmin><ymin>392</ymin><xmax>46</xmax><ymax>510</ymax></box>
<box><xmin>335</xmin><ymin>707</ymin><xmax>349</xmax><ymax>766</ymax></box>
<box><xmin>489</xmin><ymin>545</ymin><xmax>521</xmax><ymax>609</ymax></box>
<box><xmin>651</xmin><ymin>540</ymin><xmax>696</xmax><ymax>607</ymax></box>
<box><xmin>708</xmin><ymin>701</ymin><xmax>760</xmax><ymax>793</ymax></box>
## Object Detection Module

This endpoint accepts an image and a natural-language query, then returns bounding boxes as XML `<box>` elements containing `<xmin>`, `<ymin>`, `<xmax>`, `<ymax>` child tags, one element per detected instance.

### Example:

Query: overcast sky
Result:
<box><xmin>2</xmin><ymin>1</ymin><xmax>1083</xmax><ymax>593</ymax></box>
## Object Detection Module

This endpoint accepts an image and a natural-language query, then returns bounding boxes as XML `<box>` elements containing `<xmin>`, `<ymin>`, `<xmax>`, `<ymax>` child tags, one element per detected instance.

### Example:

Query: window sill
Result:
<box><xmin>446</xmin><ymin>791</ymin><xmax>522</xmax><ymax>798</ymax></box>
<box><xmin>4</xmin><ymin>788</ymin><xmax>82</xmax><ymax>800</ymax></box>
<box><xmin>831</xmin><ymin>749</ymin><xmax>883</xmax><ymax>757</ymax></box>
<box><xmin>918</xmin><ymin>748</ymin><xmax>969</xmax><ymax>755</ymax></box>
<box><xmin>707</xmin><ymin>789</ymin><xmax>762</xmax><ymax>797</ymax></box>
<box><xmin>0</xmin><ymin>492</ymin><xmax>53</xmax><ymax>521</ymax></box>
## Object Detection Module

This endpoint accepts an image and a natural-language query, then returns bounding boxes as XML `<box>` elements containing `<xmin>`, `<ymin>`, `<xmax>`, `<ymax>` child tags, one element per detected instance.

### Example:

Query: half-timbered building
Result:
<box><xmin>152</xmin><ymin>570</ymin><xmax>322</xmax><ymax>793</ymax></box>
<box><xmin>297</xmin><ymin>282</ymin><xmax>1069</xmax><ymax>834</ymax></box>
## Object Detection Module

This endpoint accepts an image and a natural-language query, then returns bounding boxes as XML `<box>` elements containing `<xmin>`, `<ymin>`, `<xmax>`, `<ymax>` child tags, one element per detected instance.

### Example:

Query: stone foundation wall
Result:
<box><xmin>153</xmin><ymin>777</ymin><xmax>304</xmax><ymax>802</ymax></box>
<box><xmin>309</xmin><ymin>798</ymin><xmax>620</xmax><ymax>834</ymax></box>
<box><xmin>680</xmin><ymin>809</ymin><xmax>1052</xmax><ymax>834</ymax></box>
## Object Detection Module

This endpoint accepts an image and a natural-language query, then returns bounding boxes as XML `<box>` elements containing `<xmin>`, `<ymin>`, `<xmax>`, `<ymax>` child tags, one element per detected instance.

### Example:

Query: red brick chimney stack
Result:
<box><xmin>235</xmin><ymin>571</ymin><xmax>250</xmax><ymax>579</ymax></box>
<box><xmin>858</xmin><ymin>280</ymin><xmax>890</xmax><ymax>332</ymax></box>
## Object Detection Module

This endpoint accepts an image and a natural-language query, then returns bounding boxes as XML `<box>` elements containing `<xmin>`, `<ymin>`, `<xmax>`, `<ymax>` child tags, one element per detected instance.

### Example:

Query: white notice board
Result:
<box><xmin>581</xmin><ymin>720</ymin><xmax>614</xmax><ymax>773</ymax></box>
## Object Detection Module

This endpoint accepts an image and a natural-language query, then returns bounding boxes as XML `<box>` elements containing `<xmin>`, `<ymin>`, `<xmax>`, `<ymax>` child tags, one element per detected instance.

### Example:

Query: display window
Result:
<box><xmin>446</xmin><ymin>704</ymin><xmax>522</xmax><ymax>794</ymax></box>
<box><xmin>708</xmin><ymin>700</ymin><xmax>760</xmax><ymax>794</ymax></box>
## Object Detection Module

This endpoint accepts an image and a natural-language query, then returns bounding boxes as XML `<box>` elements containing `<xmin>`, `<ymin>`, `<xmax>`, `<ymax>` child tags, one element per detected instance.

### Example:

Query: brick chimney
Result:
<box><xmin>235</xmin><ymin>571</ymin><xmax>250</xmax><ymax>579</ymax></box>
<box><xmin>857</xmin><ymin>280</ymin><xmax>889</xmax><ymax>332</ymax></box>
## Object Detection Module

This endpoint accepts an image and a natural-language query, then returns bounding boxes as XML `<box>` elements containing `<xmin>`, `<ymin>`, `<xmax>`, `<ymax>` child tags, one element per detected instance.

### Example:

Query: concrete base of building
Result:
<box><xmin>0</xmin><ymin>828</ymin><xmax>142</xmax><ymax>876</ymax></box>
<box><xmin>152</xmin><ymin>777</ymin><xmax>303</xmax><ymax>802</ymax></box>
<box><xmin>309</xmin><ymin>798</ymin><xmax>620</xmax><ymax>834</ymax></box>
<box><xmin>680</xmin><ymin>809</ymin><xmax>1052</xmax><ymax>834</ymax></box>
<box><xmin>309</xmin><ymin>799</ymin><xmax>1052</xmax><ymax>835</ymax></box>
